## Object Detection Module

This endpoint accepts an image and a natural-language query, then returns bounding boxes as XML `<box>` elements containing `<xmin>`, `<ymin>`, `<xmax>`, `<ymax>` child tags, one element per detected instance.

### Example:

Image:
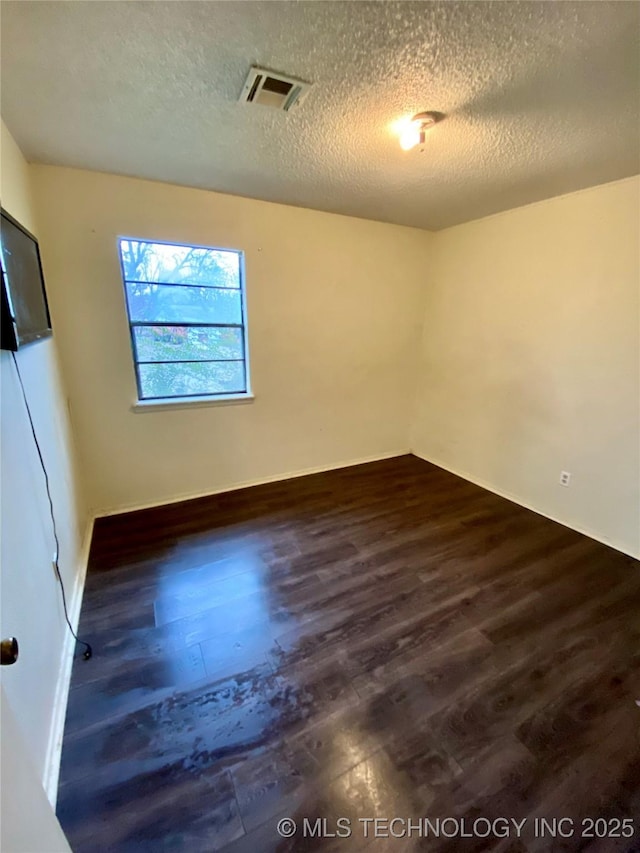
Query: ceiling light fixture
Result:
<box><xmin>398</xmin><ymin>111</ymin><xmax>440</xmax><ymax>151</ymax></box>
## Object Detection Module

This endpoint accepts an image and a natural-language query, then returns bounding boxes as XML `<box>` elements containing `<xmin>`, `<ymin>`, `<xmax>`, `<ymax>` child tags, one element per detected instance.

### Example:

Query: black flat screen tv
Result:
<box><xmin>1</xmin><ymin>209</ymin><xmax>52</xmax><ymax>351</ymax></box>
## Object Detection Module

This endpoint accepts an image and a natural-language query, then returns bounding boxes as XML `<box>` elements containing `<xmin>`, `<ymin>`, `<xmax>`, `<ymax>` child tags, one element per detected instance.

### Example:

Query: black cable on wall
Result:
<box><xmin>10</xmin><ymin>350</ymin><xmax>92</xmax><ymax>660</ymax></box>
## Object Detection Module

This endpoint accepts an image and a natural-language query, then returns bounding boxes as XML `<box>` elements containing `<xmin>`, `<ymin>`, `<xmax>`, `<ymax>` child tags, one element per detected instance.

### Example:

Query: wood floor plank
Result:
<box><xmin>57</xmin><ymin>455</ymin><xmax>640</xmax><ymax>852</ymax></box>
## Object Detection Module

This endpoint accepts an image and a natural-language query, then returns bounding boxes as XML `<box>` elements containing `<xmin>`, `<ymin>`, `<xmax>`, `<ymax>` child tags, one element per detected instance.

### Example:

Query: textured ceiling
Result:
<box><xmin>2</xmin><ymin>1</ymin><xmax>639</xmax><ymax>230</ymax></box>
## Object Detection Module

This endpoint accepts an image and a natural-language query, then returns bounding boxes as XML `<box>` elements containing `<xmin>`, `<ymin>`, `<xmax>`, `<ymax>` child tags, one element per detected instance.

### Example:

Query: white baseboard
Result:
<box><xmin>94</xmin><ymin>450</ymin><xmax>410</xmax><ymax>518</ymax></box>
<box><xmin>43</xmin><ymin>515</ymin><xmax>94</xmax><ymax>807</ymax></box>
<box><xmin>411</xmin><ymin>450</ymin><xmax>639</xmax><ymax>560</ymax></box>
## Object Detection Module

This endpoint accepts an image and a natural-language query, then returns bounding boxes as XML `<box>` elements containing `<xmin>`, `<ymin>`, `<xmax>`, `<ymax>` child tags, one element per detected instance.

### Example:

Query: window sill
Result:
<box><xmin>132</xmin><ymin>393</ymin><xmax>254</xmax><ymax>413</ymax></box>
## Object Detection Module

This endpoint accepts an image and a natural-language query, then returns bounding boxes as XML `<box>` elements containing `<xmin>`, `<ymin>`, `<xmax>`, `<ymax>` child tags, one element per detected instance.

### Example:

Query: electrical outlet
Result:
<box><xmin>560</xmin><ymin>471</ymin><xmax>571</xmax><ymax>487</ymax></box>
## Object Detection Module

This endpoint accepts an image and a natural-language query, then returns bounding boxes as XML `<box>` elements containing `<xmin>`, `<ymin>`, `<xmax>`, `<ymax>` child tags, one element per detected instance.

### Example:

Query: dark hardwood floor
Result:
<box><xmin>57</xmin><ymin>455</ymin><xmax>640</xmax><ymax>852</ymax></box>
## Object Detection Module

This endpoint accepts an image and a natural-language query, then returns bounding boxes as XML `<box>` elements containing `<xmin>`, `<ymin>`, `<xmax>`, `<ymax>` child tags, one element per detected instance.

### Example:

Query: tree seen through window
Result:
<box><xmin>118</xmin><ymin>238</ymin><xmax>249</xmax><ymax>400</ymax></box>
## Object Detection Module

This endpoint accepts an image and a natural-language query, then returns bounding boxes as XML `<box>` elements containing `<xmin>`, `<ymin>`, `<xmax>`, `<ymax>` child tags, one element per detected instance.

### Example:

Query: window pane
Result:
<box><xmin>119</xmin><ymin>239</ymin><xmax>240</xmax><ymax>288</ymax></box>
<box><xmin>138</xmin><ymin>361</ymin><xmax>246</xmax><ymax>399</ymax></box>
<box><xmin>125</xmin><ymin>283</ymin><xmax>242</xmax><ymax>324</ymax></box>
<box><xmin>133</xmin><ymin>326</ymin><xmax>243</xmax><ymax>362</ymax></box>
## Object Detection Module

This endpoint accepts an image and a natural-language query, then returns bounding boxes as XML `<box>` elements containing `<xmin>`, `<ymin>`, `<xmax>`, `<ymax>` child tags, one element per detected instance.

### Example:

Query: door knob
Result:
<box><xmin>1</xmin><ymin>637</ymin><xmax>19</xmax><ymax>665</ymax></box>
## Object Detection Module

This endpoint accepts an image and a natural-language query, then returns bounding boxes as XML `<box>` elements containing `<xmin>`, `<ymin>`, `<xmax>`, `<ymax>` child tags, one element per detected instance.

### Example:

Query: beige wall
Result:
<box><xmin>2</xmin><ymin>124</ymin><xmax>636</xmax><ymax>850</ymax></box>
<box><xmin>20</xmin><ymin>162</ymin><xmax>640</xmax><ymax>560</ymax></box>
<box><xmin>0</xmin><ymin>122</ymin><xmax>88</xmax><ymax>795</ymax></box>
<box><xmin>32</xmin><ymin>166</ymin><xmax>431</xmax><ymax>514</ymax></box>
<box><xmin>411</xmin><ymin>176</ymin><xmax>640</xmax><ymax>558</ymax></box>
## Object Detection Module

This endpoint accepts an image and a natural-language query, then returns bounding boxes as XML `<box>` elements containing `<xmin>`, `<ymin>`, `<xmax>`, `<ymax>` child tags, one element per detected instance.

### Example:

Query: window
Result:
<box><xmin>118</xmin><ymin>238</ymin><xmax>250</xmax><ymax>403</ymax></box>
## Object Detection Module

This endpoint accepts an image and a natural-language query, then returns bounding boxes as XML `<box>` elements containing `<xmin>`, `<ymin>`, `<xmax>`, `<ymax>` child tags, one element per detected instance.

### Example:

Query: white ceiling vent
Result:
<box><xmin>240</xmin><ymin>66</ymin><xmax>312</xmax><ymax>112</ymax></box>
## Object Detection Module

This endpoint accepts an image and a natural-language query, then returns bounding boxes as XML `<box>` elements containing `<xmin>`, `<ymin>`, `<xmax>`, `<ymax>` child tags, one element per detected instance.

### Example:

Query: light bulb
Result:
<box><xmin>399</xmin><ymin>122</ymin><xmax>422</xmax><ymax>151</ymax></box>
<box><xmin>396</xmin><ymin>111</ymin><xmax>440</xmax><ymax>151</ymax></box>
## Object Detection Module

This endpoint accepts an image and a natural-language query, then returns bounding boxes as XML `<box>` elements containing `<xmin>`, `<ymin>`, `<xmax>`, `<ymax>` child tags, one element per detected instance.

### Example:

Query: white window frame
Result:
<box><xmin>117</xmin><ymin>236</ymin><xmax>253</xmax><ymax>411</ymax></box>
